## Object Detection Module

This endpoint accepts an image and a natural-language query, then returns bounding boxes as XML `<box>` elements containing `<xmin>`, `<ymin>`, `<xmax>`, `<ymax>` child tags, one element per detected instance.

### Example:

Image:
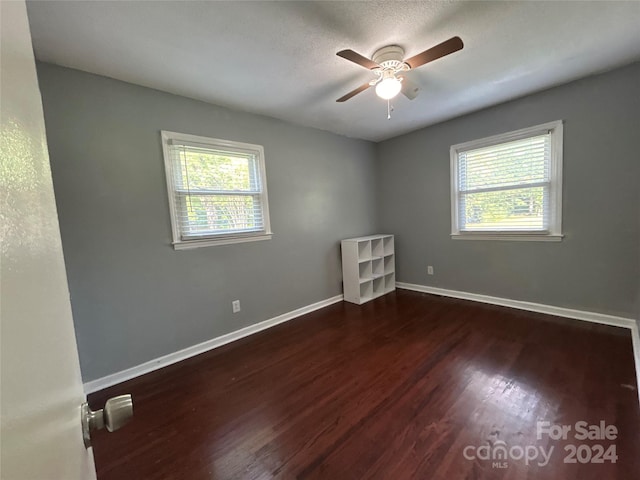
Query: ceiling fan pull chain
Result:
<box><xmin>387</xmin><ymin>99</ymin><xmax>391</xmax><ymax>120</ymax></box>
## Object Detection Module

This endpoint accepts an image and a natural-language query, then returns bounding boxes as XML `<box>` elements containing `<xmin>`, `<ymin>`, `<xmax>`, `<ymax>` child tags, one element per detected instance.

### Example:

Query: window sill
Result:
<box><xmin>451</xmin><ymin>233</ymin><xmax>563</xmax><ymax>242</ymax></box>
<box><xmin>173</xmin><ymin>233</ymin><xmax>273</xmax><ymax>250</ymax></box>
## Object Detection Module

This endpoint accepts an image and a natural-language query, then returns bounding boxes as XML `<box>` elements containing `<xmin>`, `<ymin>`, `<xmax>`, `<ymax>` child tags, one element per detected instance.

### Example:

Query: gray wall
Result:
<box><xmin>377</xmin><ymin>62</ymin><xmax>640</xmax><ymax>318</ymax></box>
<box><xmin>37</xmin><ymin>63</ymin><xmax>378</xmax><ymax>382</ymax></box>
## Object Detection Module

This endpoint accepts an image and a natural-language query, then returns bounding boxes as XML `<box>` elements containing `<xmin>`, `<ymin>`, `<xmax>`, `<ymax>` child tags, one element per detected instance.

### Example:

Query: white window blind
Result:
<box><xmin>161</xmin><ymin>132</ymin><xmax>271</xmax><ymax>249</ymax></box>
<box><xmin>450</xmin><ymin>121</ymin><xmax>563</xmax><ymax>241</ymax></box>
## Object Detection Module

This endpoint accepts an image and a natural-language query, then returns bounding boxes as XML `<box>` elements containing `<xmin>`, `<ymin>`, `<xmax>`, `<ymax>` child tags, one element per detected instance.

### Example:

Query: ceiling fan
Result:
<box><xmin>335</xmin><ymin>37</ymin><xmax>464</xmax><ymax>103</ymax></box>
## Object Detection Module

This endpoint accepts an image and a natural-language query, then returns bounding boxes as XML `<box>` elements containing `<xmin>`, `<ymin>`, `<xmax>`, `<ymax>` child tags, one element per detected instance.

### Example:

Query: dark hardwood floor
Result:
<box><xmin>89</xmin><ymin>290</ymin><xmax>640</xmax><ymax>479</ymax></box>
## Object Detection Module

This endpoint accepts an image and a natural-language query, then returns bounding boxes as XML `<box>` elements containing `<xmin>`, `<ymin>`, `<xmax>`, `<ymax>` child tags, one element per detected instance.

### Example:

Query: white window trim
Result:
<box><xmin>450</xmin><ymin>120</ymin><xmax>564</xmax><ymax>242</ymax></box>
<box><xmin>161</xmin><ymin>131</ymin><xmax>272</xmax><ymax>249</ymax></box>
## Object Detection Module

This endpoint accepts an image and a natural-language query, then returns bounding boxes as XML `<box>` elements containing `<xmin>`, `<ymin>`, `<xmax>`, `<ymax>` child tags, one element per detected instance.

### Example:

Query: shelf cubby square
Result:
<box><xmin>384</xmin><ymin>272</ymin><xmax>396</xmax><ymax>293</ymax></box>
<box><xmin>383</xmin><ymin>236</ymin><xmax>394</xmax><ymax>256</ymax></box>
<box><xmin>358</xmin><ymin>241</ymin><xmax>371</xmax><ymax>261</ymax></box>
<box><xmin>372</xmin><ymin>258</ymin><xmax>384</xmax><ymax>277</ymax></box>
<box><xmin>371</xmin><ymin>238</ymin><xmax>384</xmax><ymax>258</ymax></box>
<box><xmin>384</xmin><ymin>254</ymin><xmax>394</xmax><ymax>275</ymax></box>
<box><xmin>359</xmin><ymin>261</ymin><xmax>372</xmax><ymax>281</ymax></box>
<box><xmin>373</xmin><ymin>277</ymin><xmax>385</xmax><ymax>296</ymax></box>
<box><xmin>360</xmin><ymin>280</ymin><xmax>373</xmax><ymax>301</ymax></box>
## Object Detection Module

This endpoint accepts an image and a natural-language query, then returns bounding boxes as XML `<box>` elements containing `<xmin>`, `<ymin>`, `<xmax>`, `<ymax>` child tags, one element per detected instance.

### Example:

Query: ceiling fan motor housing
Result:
<box><xmin>372</xmin><ymin>45</ymin><xmax>408</xmax><ymax>71</ymax></box>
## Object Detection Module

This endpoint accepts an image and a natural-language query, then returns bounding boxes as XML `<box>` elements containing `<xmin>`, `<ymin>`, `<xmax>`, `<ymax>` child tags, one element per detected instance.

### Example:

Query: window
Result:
<box><xmin>161</xmin><ymin>131</ymin><xmax>272</xmax><ymax>249</ymax></box>
<box><xmin>450</xmin><ymin>120</ymin><xmax>563</xmax><ymax>241</ymax></box>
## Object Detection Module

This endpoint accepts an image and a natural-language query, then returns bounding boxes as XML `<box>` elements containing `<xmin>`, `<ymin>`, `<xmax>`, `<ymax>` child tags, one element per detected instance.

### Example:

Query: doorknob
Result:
<box><xmin>81</xmin><ymin>394</ymin><xmax>133</xmax><ymax>448</ymax></box>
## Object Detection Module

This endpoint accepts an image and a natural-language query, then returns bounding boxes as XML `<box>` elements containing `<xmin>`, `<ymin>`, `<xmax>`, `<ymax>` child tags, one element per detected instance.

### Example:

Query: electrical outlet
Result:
<box><xmin>232</xmin><ymin>300</ymin><xmax>241</xmax><ymax>313</ymax></box>
<box><xmin>427</xmin><ymin>266</ymin><xmax>434</xmax><ymax>275</ymax></box>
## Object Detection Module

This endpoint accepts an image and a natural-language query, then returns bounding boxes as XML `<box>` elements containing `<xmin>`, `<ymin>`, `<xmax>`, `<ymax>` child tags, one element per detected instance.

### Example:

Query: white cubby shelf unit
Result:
<box><xmin>341</xmin><ymin>234</ymin><xmax>395</xmax><ymax>305</ymax></box>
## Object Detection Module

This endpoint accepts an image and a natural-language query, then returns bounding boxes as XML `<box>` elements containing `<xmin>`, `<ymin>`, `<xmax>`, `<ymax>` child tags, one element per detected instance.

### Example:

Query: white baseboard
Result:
<box><xmin>83</xmin><ymin>294</ymin><xmax>344</xmax><ymax>394</ymax></box>
<box><xmin>396</xmin><ymin>282</ymin><xmax>636</xmax><ymax>329</ymax></box>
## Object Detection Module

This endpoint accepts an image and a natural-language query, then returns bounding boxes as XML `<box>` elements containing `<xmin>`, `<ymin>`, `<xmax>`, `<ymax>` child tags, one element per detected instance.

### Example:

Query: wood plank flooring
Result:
<box><xmin>89</xmin><ymin>290</ymin><xmax>640</xmax><ymax>479</ymax></box>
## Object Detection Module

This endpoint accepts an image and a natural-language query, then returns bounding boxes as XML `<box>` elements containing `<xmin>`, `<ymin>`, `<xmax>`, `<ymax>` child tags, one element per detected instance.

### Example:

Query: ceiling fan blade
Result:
<box><xmin>337</xmin><ymin>49</ymin><xmax>380</xmax><ymax>70</ymax></box>
<box><xmin>336</xmin><ymin>82</ymin><xmax>372</xmax><ymax>102</ymax></box>
<box><xmin>404</xmin><ymin>36</ymin><xmax>464</xmax><ymax>69</ymax></box>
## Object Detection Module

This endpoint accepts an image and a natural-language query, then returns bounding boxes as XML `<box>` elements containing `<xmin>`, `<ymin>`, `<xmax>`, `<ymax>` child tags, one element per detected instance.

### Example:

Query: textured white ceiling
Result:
<box><xmin>26</xmin><ymin>1</ymin><xmax>640</xmax><ymax>142</ymax></box>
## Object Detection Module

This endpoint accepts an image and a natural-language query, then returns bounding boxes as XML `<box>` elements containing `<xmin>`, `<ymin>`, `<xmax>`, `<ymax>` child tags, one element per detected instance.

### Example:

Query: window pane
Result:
<box><xmin>460</xmin><ymin>186</ymin><xmax>547</xmax><ymax>231</ymax></box>
<box><xmin>178</xmin><ymin>148</ymin><xmax>259</xmax><ymax>192</ymax></box>
<box><xmin>459</xmin><ymin>135</ymin><xmax>549</xmax><ymax>191</ymax></box>
<box><xmin>178</xmin><ymin>194</ymin><xmax>263</xmax><ymax>237</ymax></box>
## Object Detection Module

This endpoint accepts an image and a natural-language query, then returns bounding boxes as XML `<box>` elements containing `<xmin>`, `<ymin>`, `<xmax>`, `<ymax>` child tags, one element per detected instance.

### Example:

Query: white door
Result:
<box><xmin>0</xmin><ymin>1</ymin><xmax>97</xmax><ymax>478</ymax></box>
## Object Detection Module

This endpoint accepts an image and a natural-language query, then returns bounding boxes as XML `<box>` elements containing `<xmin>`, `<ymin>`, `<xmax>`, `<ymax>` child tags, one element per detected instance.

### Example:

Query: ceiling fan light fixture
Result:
<box><xmin>375</xmin><ymin>75</ymin><xmax>402</xmax><ymax>100</ymax></box>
